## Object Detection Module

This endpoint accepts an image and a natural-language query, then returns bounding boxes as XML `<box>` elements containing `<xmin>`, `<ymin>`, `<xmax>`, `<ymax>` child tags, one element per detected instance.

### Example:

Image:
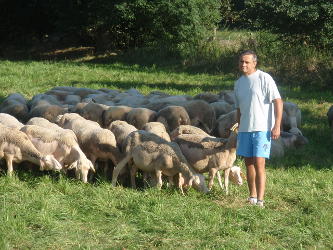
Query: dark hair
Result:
<box><xmin>239</xmin><ymin>50</ymin><xmax>257</xmax><ymax>62</ymax></box>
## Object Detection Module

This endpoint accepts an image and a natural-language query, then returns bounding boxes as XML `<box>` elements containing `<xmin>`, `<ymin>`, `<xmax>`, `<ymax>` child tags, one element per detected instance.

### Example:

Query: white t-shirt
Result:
<box><xmin>234</xmin><ymin>70</ymin><xmax>281</xmax><ymax>132</ymax></box>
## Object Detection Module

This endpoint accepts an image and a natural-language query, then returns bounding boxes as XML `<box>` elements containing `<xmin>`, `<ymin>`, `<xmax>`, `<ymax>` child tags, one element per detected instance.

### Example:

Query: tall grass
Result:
<box><xmin>0</xmin><ymin>42</ymin><xmax>332</xmax><ymax>248</ymax></box>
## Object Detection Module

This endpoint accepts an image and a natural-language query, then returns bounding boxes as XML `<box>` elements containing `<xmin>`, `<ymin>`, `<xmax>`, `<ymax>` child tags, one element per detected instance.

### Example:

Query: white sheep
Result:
<box><xmin>173</xmin><ymin>123</ymin><xmax>239</xmax><ymax>194</ymax></box>
<box><xmin>270</xmin><ymin>131</ymin><xmax>309</xmax><ymax>158</ymax></box>
<box><xmin>142</xmin><ymin>122</ymin><xmax>171</xmax><ymax>142</ymax></box>
<box><xmin>0</xmin><ymin>113</ymin><xmax>24</xmax><ymax>129</ymax></box>
<box><xmin>108</xmin><ymin>120</ymin><xmax>137</xmax><ymax>149</ymax></box>
<box><xmin>56</xmin><ymin>113</ymin><xmax>122</xmax><ymax>173</ymax></box>
<box><xmin>282</xmin><ymin>101</ymin><xmax>302</xmax><ymax>135</ymax></box>
<box><xmin>112</xmin><ymin>130</ymin><xmax>209</xmax><ymax>194</ymax></box>
<box><xmin>0</xmin><ymin>124</ymin><xmax>62</xmax><ymax>176</ymax></box>
<box><xmin>20</xmin><ymin>122</ymin><xmax>95</xmax><ymax>183</ymax></box>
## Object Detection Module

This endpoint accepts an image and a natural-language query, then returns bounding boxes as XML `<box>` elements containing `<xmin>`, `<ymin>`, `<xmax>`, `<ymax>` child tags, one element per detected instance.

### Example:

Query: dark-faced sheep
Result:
<box><xmin>327</xmin><ymin>105</ymin><xmax>333</xmax><ymax>141</ymax></box>
<box><xmin>156</xmin><ymin>106</ymin><xmax>191</xmax><ymax>133</ymax></box>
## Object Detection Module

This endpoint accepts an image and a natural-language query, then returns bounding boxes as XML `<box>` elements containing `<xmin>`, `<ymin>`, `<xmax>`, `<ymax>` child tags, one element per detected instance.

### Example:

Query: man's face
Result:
<box><xmin>239</xmin><ymin>54</ymin><xmax>257</xmax><ymax>75</ymax></box>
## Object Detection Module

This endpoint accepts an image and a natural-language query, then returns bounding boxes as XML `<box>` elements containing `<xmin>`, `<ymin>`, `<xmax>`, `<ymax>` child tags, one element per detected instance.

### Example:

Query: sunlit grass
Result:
<box><xmin>0</xmin><ymin>48</ymin><xmax>332</xmax><ymax>248</ymax></box>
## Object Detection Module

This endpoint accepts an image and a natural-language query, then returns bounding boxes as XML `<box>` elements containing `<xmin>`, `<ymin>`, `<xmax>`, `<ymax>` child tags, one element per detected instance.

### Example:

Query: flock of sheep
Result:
<box><xmin>0</xmin><ymin>86</ymin><xmax>310</xmax><ymax>194</ymax></box>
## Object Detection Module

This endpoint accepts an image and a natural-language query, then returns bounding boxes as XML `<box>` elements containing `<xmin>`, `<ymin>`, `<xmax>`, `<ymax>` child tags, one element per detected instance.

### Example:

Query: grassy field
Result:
<box><xmin>0</xmin><ymin>50</ymin><xmax>332</xmax><ymax>249</ymax></box>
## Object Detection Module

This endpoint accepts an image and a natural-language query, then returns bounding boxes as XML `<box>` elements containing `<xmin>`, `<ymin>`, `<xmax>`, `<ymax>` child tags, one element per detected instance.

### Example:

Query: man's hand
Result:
<box><xmin>271</xmin><ymin>125</ymin><xmax>281</xmax><ymax>140</ymax></box>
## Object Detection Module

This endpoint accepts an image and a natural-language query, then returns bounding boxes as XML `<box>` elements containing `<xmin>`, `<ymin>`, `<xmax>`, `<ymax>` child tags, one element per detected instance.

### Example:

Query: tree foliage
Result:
<box><xmin>243</xmin><ymin>0</ymin><xmax>333</xmax><ymax>48</ymax></box>
<box><xmin>0</xmin><ymin>0</ymin><xmax>221</xmax><ymax>57</ymax></box>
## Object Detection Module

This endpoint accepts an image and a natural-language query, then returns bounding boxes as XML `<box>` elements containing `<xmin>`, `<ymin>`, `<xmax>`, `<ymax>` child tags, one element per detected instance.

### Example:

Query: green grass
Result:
<box><xmin>0</xmin><ymin>51</ymin><xmax>333</xmax><ymax>249</ymax></box>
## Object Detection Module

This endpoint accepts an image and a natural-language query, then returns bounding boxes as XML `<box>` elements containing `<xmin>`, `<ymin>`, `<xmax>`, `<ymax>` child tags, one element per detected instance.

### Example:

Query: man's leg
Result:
<box><xmin>245</xmin><ymin>157</ymin><xmax>257</xmax><ymax>199</ymax></box>
<box><xmin>254</xmin><ymin>157</ymin><xmax>266</xmax><ymax>201</ymax></box>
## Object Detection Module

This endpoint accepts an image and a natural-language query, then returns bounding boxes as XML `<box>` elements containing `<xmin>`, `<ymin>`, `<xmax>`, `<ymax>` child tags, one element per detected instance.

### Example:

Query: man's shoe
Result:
<box><xmin>247</xmin><ymin>197</ymin><xmax>257</xmax><ymax>205</ymax></box>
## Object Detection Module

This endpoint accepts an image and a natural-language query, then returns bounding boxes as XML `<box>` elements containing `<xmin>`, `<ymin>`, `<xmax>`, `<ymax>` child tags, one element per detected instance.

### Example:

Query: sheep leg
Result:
<box><xmin>224</xmin><ymin>168</ymin><xmax>231</xmax><ymax>194</ymax></box>
<box><xmin>155</xmin><ymin>170</ymin><xmax>163</xmax><ymax>190</ymax></box>
<box><xmin>208</xmin><ymin>168</ymin><xmax>218</xmax><ymax>190</ymax></box>
<box><xmin>216</xmin><ymin>170</ymin><xmax>224</xmax><ymax>190</ymax></box>
<box><xmin>5</xmin><ymin>155</ymin><xmax>14</xmax><ymax>177</ymax></box>
<box><xmin>130</xmin><ymin>165</ymin><xmax>138</xmax><ymax>189</ymax></box>
<box><xmin>112</xmin><ymin>154</ymin><xmax>131</xmax><ymax>186</ymax></box>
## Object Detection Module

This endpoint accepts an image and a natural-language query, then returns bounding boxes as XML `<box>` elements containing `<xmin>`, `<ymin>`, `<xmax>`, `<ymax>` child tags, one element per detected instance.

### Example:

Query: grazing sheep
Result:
<box><xmin>218</xmin><ymin>90</ymin><xmax>236</xmax><ymax>106</ymax></box>
<box><xmin>170</xmin><ymin>124</ymin><xmax>211</xmax><ymax>140</ymax></box>
<box><xmin>173</xmin><ymin>123</ymin><xmax>239</xmax><ymax>193</ymax></box>
<box><xmin>327</xmin><ymin>105</ymin><xmax>333</xmax><ymax>140</ymax></box>
<box><xmin>194</xmin><ymin>92</ymin><xmax>219</xmax><ymax>103</ymax></box>
<box><xmin>143</xmin><ymin>122</ymin><xmax>171</xmax><ymax>142</ymax></box>
<box><xmin>182</xmin><ymin>100</ymin><xmax>216</xmax><ymax>134</ymax></box>
<box><xmin>0</xmin><ymin>113</ymin><xmax>24</xmax><ymax>129</ymax></box>
<box><xmin>126</xmin><ymin>108</ymin><xmax>157</xmax><ymax>130</ymax></box>
<box><xmin>72</xmin><ymin>101</ymin><xmax>109</xmax><ymax>126</ymax></box>
<box><xmin>210</xmin><ymin>101</ymin><xmax>234</xmax><ymax>118</ymax></box>
<box><xmin>57</xmin><ymin>113</ymin><xmax>122</xmax><ymax>171</ymax></box>
<box><xmin>214</xmin><ymin>110</ymin><xmax>237</xmax><ymax>138</ymax></box>
<box><xmin>112</xmin><ymin>130</ymin><xmax>209</xmax><ymax>194</ymax></box>
<box><xmin>108</xmin><ymin>120</ymin><xmax>137</xmax><ymax>149</ymax></box>
<box><xmin>29</xmin><ymin>104</ymin><xmax>67</xmax><ymax>123</ymax></box>
<box><xmin>0</xmin><ymin>93</ymin><xmax>29</xmax><ymax>122</ymax></box>
<box><xmin>156</xmin><ymin>106</ymin><xmax>191</xmax><ymax>133</ymax></box>
<box><xmin>102</xmin><ymin>106</ymin><xmax>133</xmax><ymax>128</ymax></box>
<box><xmin>29</xmin><ymin>93</ymin><xmax>62</xmax><ymax>108</ymax></box>
<box><xmin>282</xmin><ymin>101</ymin><xmax>302</xmax><ymax>135</ymax></box>
<box><xmin>20</xmin><ymin>123</ymin><xmax>95</xmax><ymax>183</ymax></box>
<box><xmin>270</xmin><ymin>131</ymin><xmax>309</xmax><ymax>158</ymax></box>
<box><xmin>0</xmin><ymin>124</ymin><xmax>62</xmax><ymax>176</ymax></box>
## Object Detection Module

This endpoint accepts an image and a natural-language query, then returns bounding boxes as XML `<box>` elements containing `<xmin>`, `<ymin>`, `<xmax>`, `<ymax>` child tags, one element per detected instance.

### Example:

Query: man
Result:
<box><xmin>234</xmin><ymin>50</ymin><xmax>283</xmax><ymax>207</ymax></box>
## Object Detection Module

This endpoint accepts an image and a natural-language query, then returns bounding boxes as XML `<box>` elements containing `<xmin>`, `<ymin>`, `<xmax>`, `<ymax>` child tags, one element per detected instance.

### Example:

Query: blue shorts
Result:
<box><xmin>237</xmin><ymin>131</ymin><xmax>271</xmax><ymax>158</ymax></box>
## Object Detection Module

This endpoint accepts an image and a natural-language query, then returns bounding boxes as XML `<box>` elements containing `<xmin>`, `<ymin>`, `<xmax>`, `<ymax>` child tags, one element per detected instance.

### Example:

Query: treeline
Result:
<box><xmin>1</xmin><ymin>0</ymin><xmax>332</xmax><ymax>54</ymax></box>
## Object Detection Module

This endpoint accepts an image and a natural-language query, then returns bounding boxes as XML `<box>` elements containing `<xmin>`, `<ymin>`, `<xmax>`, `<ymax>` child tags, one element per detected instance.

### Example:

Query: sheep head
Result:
<box><xmin>40</xmin><ymin>155</ymin><xmax>62</xmax><ymax>171</ymax></box>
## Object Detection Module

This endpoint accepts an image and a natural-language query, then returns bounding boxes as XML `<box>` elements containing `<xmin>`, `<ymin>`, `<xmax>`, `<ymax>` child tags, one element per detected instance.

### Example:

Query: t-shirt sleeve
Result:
<box><xmin>265</xmin><ymin>74</ymin><xmax>281</xmax><ymax>103</ymax></box>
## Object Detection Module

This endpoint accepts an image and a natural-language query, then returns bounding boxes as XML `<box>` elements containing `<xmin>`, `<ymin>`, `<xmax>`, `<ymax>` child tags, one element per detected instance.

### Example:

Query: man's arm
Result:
<box><xmin>271</xmin><ymin>98</ymin><xmax>283</xmax><ymax>139</ymax></box>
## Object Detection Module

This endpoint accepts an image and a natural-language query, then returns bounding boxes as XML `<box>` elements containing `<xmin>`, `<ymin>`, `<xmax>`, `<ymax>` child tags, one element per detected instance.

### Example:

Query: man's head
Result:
<box><xmin>239</xmin><ymin>50</ymin><xmax>257</xmax><ymax>75</ymax></box>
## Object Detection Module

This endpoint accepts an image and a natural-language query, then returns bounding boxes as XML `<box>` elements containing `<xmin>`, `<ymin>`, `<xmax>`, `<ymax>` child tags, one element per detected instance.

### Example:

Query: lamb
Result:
<box><xmin>108</xmin><ymin>120</ymin><xmax>137</xmax><ymax>149</ymax></box>
<box><xmin>142</xmin><ymin>122</ymin><xmax>171</xmax><ymax>142</ymax></box>
<box><xmin>0</xmin><ymin>93</ymin><xmax>29</xmax><ymax>122</ymax></box>
<box><xmin>112</xmin><ymin>130</ymin><xmax>209</xmax><ymax>194</ymax></box>
<box><xmin>282</xmin><ymin>101</ymin><xmax>302</xmax><ymax>135</ymax></box>
<box><xmin>126</xmin><ymin>107</ymin><xmax>157</xmax><ymax>130</ymax></box>
<box><xmin>20</xmin><ymin>122</ymin><xmax>95</xmax><ymax>183</ymax></box>
<box><xmin>156</xmin><ymin>106</ymin><xmax>191</xmax><ymax>133</ymax></box>
<box><xmin>0</xmin><ymin>113</ymin><xmax>24</xmax><ymax>129</ymax></box>
<box><xmin>173</xmin><ymin>123</ymin><xmax>239</xmax><ymax>193</ymax></box>
<box><xmin>102</xmin><ymin>105</ymin><xmax>133</xmax><ymax>128</ymax></box>
<box><xmin>56</xmin><ymin>113</ymin><xmax>122</xmax><ymax>171</ymax></box>
<box><xmin>270</xmin><ymin>131</ymin><xmax>309</xmax><ymax>158</ymax></box>
<box><xmin>0</xmin><ymin>124</ymin><xmax>62</xmax><ymax>176</ymax></box>
<box><xmin>327</xmin><ymin>105</ymin><xmax>333</xmax><ymax>140</ymax></box>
